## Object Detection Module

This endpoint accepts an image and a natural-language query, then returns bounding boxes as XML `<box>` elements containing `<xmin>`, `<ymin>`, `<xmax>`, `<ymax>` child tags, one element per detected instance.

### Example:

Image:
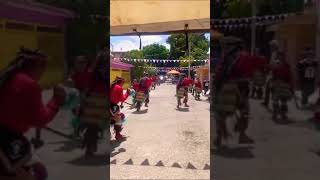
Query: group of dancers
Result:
<box><xmin>110</xmin><ymin>72</ymin><xmax>159</xmax><ymax>141</ymax></box>
<box><xmin>213</xmin><ymin>36</ymin><xmax>320</xmax><ymax>148</ymax></box>
<box><xmin>175</xmin><ymin>73</ymin><xmax>209</xmax><ymax>108</ymax></box>
<box><xmin>0</xmin><ymin>47</ymin><xmax>109</xmax><ymax>179</ymax></box>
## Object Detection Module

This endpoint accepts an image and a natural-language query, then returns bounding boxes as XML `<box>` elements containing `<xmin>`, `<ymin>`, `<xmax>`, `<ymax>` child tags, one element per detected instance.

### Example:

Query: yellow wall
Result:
<box><xmin>37</xmin><ymin>32</ymin><xmax>65</xmax><ymax>88</ymax></box>
<box><xmin>0</xmin><ymin>18</ymin><xmax>65</xmax><ymax>89</ymax></box>
<box><xmin>110</xmin><ymin>69</ymin><xmax>131</xmax><ymax>89</ymax></box>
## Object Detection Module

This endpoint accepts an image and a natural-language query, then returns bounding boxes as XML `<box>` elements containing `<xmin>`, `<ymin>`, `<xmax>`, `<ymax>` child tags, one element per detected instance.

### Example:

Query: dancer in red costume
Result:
<box><xmin>270</xmin><ymin>52</ymin><xmax>293</xmax><ymax>122</ymax></box>
<box><xmin>194</xmin><ymin>77</ymin><xmax>203</xmax><ymax>100</ymax></box>
<box><xmin>110</xmin><ymin>77</ymin><xmax>130</xmax><ymax>140</ymax></box>
<box><xmin>176</xmin><ymin>73</ymin><xmax>193</xmax><ymax>108</ymax></box>
<box><xmin>213</xmin><ymin>38</ymin><xmax>256</xmax><ymax>147</ymax></box>
<box><xmin>138</xmin><ymin>73</ymin><xmax>152</xmax><ymax>107</ymax></box>
<box><xmin>0</xmin><ymin>48</ymin><xmax>66</xmax><ymax>179</ymax></box>
<box><xmin>251</xmin><ymin>48</ymin><xmax>268</xmax><ymax>99</ymax></box>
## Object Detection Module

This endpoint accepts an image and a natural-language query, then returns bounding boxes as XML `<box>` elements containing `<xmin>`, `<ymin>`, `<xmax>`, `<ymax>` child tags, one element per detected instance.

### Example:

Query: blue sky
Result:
<box><xmin>110</xmin><ymin>33</ymin><xmax>210</xmax><ymax>53</ymax></box>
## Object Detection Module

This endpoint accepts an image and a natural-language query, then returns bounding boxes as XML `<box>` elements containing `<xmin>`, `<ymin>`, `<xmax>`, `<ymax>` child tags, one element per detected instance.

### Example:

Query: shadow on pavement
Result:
<box><xmin>132</xmin><ymin>109</ymin><xmax>148</xmax><ymax>114</ymax></box>
<box><xmin>272</xmin><ymin>118</ymin><xmax>295</xmax><ymax>125</ymax></box>
<box><xmin>211</xmin><ymin>146</ymin><xmax>255</xmax><ymax>159</ymax></box>
<box><xmin>68</xmin><ymin>154</ymin><xmax>108</xmax><ymax>166</ymax></box>
<box><xmin>176</xmin><ymin>108</ymin><xmax>190</xmax><ymax>112</ymax></box>
<box><xmin>48</xmin><ymin>140</ymin><xmax>82</xmax><ymax>152</ymax></box>
<box><xmin>111</xmin><ymin>148</ymin><xmax>126</xmax><ymax>158</ymax></box>
<box><xmin>110</xmin><ymin>138</ymin><xmax>127</xmax><ymax>158</ymax></box>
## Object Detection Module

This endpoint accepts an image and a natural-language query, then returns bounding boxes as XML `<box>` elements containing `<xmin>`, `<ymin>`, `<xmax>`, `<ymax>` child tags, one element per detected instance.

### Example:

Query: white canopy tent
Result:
<box><xmin>110</xmin><ymin>0</ymin><xmax>210</xmax><ymax>36</ymax></box>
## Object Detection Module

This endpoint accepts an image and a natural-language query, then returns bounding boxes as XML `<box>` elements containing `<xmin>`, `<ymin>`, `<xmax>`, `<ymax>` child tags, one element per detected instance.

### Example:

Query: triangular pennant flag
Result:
<box><xmin>203</xmin><ymin>164</ymin><xmax>210</xmax><ymax>170</ymax></box>
<box><xmin>141</xmin><ymin>159</ymin><xmax>150</xmax><ymax>166</ymax></box>
<box><xmin>186</xmin><ymin>163</ymin><xmax>197</xmax><ymax>169</ymax></box>
<box><xmin>110</xmin><ymin>159</ymin><xmax>117</xmax><ymax>164</ymax></box>
<box><xmin>124</xmin><ymin>159</ymin><xmax>134</xmax><ymax>165</ymax></box>
<box><xmin>172</xmin><ymin>162</ymin><xmax>182</xmax><ymax>168</ymax></box>
<box><xmin>155</xmin><ymin>161</ymin><xmax>165</xmax><ymax>167</ymax></box>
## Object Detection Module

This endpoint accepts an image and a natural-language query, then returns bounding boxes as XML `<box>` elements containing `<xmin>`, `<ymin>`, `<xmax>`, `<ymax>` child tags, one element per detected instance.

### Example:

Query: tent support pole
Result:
<box><xmin>251</xmin><ymin>0</ymin><xmax>257</xmax><ymax>55</ymax></box>
<box><xmin>185</xmin><ymin>24</ymin><xmax>191</xmax><ymax>78</ymax></box>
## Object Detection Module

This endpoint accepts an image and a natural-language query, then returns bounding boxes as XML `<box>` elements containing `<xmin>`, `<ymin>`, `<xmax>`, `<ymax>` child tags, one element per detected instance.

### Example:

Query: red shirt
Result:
<box><xmin>195</xmin><ymin>80</ymin><xmax>202</xmax><ymax>88</ymax></box>
<box><xmin>152</xmin><ymin>76</ymin><xmax>157</xmax><ymax>82</ymax></box>
<box><xmin>146</xmin><ymin>78</ymin><xmax>153</xmax><ymax>88</ymax></box>
<box><xmin>182</xmin><ymin>78</ymin><xmax>193</xmax><ymax>86</ymax></box>
<box><xmin>71</xmin><ymin>70</ymin><xmax>92</xmax><ymax>91</ymax></box>
<box><xmin>272</xmin><ymin>63</ymin><xmax>293</xmax><ymax>87</ymax></box>
<box><xmin>132</xmin><ymin>82</ymin><xmax>139</xmax><ymax>91</ymax></box>
<box><xmin>231</xmin><ymin>52</ymin><xmax>256</xmax><ymax>79</ymax></box>
<box><xmin>0</xmin><ymin>72</ymin><xmax>59</xmax><ymax>134</ymax></box>
<box><xmin>89</xmin><ymin>78</ymin><xmax>107</xmax><ymax>95</ymax></box>
<box><xmin>110</xmin><ymin>84</ymin><xmax>129</xmax><ymax>104</ymax></box>
<box><xmin>252</xmin><ymin>55</ymin><xmax>268</xmax><ymax>72</ymax></box>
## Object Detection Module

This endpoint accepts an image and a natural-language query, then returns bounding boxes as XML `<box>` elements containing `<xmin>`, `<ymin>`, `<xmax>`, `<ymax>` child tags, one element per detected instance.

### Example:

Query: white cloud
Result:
<box><xmin>112</xmin><ymin>35</ymin><xmax>170</xmax><ymax>52</ymax></box>
<box><xmin>112</xmin><ymin>40</ymin><xmax>139</xmax><ymax>52</ymax></box>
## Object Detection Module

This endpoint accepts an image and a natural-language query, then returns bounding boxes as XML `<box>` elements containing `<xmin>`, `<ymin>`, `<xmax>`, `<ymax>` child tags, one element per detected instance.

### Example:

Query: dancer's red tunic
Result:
<box><xmin>0</xmin><ymin>72</ymin><xmax>60</xmax><ymax>134</ymax></box>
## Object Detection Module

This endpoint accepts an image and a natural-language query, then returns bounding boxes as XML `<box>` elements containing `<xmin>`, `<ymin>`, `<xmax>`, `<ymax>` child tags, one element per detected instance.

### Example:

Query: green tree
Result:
<box><xmin>142</xmin><ymin>44</ymin><xmax>169</xmax><ymax>59</ymax></box>
<box><xmin>166</xmin><ymin>33</ymin><xmax>209</xmax><ymax>62</ymax></box>
<box><xmin>125</xmin><ymin>50</ymin><xmax>145</xmax><ymax>79</ymax></box>
<box><xmin>145</xmin><ymin>64</ymin><xmax>157</xmax><ymax>75</ymax></box>
<box><xmin>179</xmin><ymin>56</ymin><xmax>194</xmax><ymax>67</ymax></box>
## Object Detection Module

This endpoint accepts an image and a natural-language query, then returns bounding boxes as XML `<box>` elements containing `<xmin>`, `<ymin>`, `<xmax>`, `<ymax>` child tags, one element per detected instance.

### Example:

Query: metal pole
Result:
<box><xmin>184</xmin><ymin>24</ymin><xmax>191</xmax><ymax>78</ymax></box>
<box><xmin>110</xmin><ymin>43</ymin><xmax>114</xmax><ymax>52</ymax></box>
<box><xmin>188</xmin><ymin>42</ymin><xmax>191</xmax><ymax>78</ymax></box>
<box><xmin>251</xmin><ymin>0</ymin><xmax>257</xmax><ymax>55</ymax></box>
<box><xmin>316</xmin><ymin>0</ymin><xmax>320</xmax><ymax>61</ymax></box>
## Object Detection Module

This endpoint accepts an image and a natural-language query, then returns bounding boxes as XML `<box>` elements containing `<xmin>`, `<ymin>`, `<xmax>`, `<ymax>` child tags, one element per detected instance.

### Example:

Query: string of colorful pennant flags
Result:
<box><xmin>136</xmin><ymin>66</ymin><xmax>204</xmax><ymax>72</ymax></box>
<box><xmin>138</xmin><ymin>66</ymin><xmax>202</xmax><ymax>69</ymax></box>
<box><xmin>211</xmin><ymin>12</ymin><xmax>297</xmax><ymax>29</ymax></box>
<box><xmin>114</xmin><ymin>58</ymin><xmax>208</xmax><ymax>63</ymax></box>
